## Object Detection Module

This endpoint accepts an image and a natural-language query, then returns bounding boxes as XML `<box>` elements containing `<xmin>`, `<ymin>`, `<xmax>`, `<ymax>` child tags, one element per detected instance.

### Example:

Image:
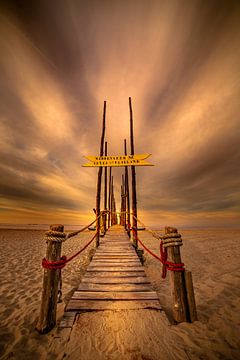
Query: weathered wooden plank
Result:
<box><xmin>89</xmin><ymin>262</ymin><xmax>141</xmax><ymax>268</ymax></box>
<box><xmin>96</xmin><ymin>253</ymin><xmax>136</xmax><ymax>256</ymax></box>
<box><xmin>97</xmin><ymin>247</ymin><xmax>136</xmax><ymax>254</ymax></box>
<box><xmin>77</xmin><ymin>283</ymin><xmax>152</xmax><ymax>292</ymax></box>
<box><xmin>94</xmin><ymin>250</ymin><xmax>137</xmax><ymax>258</ymax></box>
<box><xmin>72</xmin><ymin>291</ymin><xmax>158</xmax><ymax>300</ymax></box>
<box><xmin>97</xmin><ymin>248</ymin><xmax>135</xmax><ymax>250</ymax></box>
<box><xmin>63</xmin><ymin>226</ymin><xmax>162</xmax><ymax>318</ymax></box>
<box><xmin>58</xmin><ymin>311</ymin><xmax>76</xmax><ymax>328</ymax></box>
<box><xmin>92</xmin><ymin>259</ymin><xmax>139</xmax><ymax>263</ymax></box>
<box><xmin>97</xmin><ymin>247</ymin><xmax>134</xmax><ymax>250</ymax></box>
<box><xmin>100</xmin><ymin>243</ymin><xmax>132</xmax><ymax>245</ymax></box>
<box><xmin>85</xmin><ymin>271</ymin><xmax>146</xmax><ymax>277</ymax></box>
<box><xmin>58</xmin><ymin>317</ymin><xmax>75</xmax><ymax>328</ymax></box>
<box><xmin>102</xmin><ymin>240</ymin><xmax>130</xmax><ymax>242</ymax></box>
<box><xmin>87</xmin><ymin>266</ymin><xmax>144</xmax><ymax>272</ymax></box>
<box><xmin>81</xmin><ymin>277</ymin><xmax>150</xmax><ymax>284</ymax></box>
<box><xmin>94</xmin><ymin>254</ymin><xmax>137</xmax><ymax>258</ymax></box>
<box><xmin>65</xmin><ymin>299</ymin><xmax>161</xmax><ymax>311</ymax></box>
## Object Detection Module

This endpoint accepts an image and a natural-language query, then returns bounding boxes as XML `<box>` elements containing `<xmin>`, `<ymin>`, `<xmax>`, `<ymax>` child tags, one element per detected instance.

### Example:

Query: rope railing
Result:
<box><xmin>104</xmin><ymin>210</ymin><xmax>185</xmax><ymax>278</ymax></box>
<box><xmin>125</xmin><ymin>213</ymin><xmax>197</xmax><ymax>324</ymax></box>
<box><xmin>37</xmin><ymin>213</ymin><xmax>104</xmax><ymax>333</ymax></box>
<box><xmin>41</xmin><ymin>213</ymin><xmax>103</xmax><ymax>271</ymax></box>
<box><xmin>37</xmin><ymin>209</ymin><xmax>197</xmax><ymax>333</ymax></box>
<box><xmin>42</xmin><ymin>232</ymin><xmax>98</xmax><ymax>270</ymax></box>
<box><xmin>130</xmin><ymin>213</ymin><xmax>162</xmax><ymax>240</ymax></box>
<box><xmin>45</xmin><ymin>213</ymin><xmax>102</xmax><ymax>243</ymax></box>
<box><xmin>130</xmin><ymin>222</ymin><xmax>184</xmax><ymax>279</ymax></box>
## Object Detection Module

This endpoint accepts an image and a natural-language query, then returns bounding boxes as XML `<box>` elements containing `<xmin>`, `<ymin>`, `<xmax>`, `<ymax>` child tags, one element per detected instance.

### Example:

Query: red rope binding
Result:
<box><xmin>42</xmin><ymin>256</ymin><xmax>67</xmax><ymax>270</ymax></box>
<box><xmin>132</xmin><ymin>228</ymin><xmax>184</xmax><ymax>278</ymax></box>
<box><xmin>42</xmin><ymin>232</ymin><xmax>98</xmax><ymax>270</ymax></box>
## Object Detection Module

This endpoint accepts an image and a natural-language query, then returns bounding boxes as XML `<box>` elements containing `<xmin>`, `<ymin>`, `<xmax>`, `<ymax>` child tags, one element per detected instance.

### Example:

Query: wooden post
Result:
<box><xmin>120</xmin><ymin>182</ymin><xmax>123</xmax><ymax>225</ymax></box>
<box><xmin>104</xmin><ymin>141</ymin><xmax>108</xmax><ymax>232</ymax></box>
<box><xmin>124</xmin><ymin>139</ymin><xmax>131</xmax><ymax>235</ymax></box>
<box><xmin>185</xmin><ymin>270</ymin><xmax>198</xmax><ymax>322</ymax></box>
<box><xmin>164</xmin><ymin>227</ymin><xmax>189</xmax><ymax>323</ymax></box>
<box><xmin>129</xmin><ymin>97</ymin><xmax>138</xmax><ymax>248</ymax></box>
<box><xmin>108</xmin><ymin>167</ymin><xmax>112</xmax><ymax>228</ymax></box>
<box><xmin>122</xmin><ymin>174</ymin><xmax>126</xmax><ymax>227</ymax></box>
<box><xmin>96</xmin><ymin>101</ymin><xmax>106</xmax><ymax>245</ymax></box>
<box><xmin>111</xmin><ymin>176</ymin><xmax>114</xmax><ymax>224</ymax></box>
<box><xmin>36</xmin><ymin>224</ymin><xmax>64</xmax><ymax>333</ymax></box>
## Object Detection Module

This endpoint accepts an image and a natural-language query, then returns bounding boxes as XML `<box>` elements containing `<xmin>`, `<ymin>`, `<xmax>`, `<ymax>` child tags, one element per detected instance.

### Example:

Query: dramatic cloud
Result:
<box><xmin>0</xmin><ymin>0</ymin><xmax>240</xmax><ymax>226</ymax></box>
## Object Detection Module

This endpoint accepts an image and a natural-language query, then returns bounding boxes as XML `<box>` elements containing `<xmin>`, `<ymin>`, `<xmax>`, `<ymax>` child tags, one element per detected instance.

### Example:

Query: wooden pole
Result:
<box><xmin>36</xmin><ymin>224</ymin><xmax>64</xmax><ymax>333</ymax></box>
<box><xmin>96</xmin><ymin>101</ymin><xmax>106</xmax><ymax>245</ymax></box>
<box><xmin>111</xmin><ymin>176</ymin><xmax>115</xmax><ymax>224</ymax></box>
<box><xmin>165</xmin><ymin>227</ymin><xmax>189</xmax><ymax>323</ymax></box>
<box><xmin>124</xmin><ymin>139</ymin><xmax>131</xmax><ymax>235</ymax></box>
<box><xmin>185</xmin><ymin>270</ymin><xmax>198</xmax><ymax>322</ymax></box>
<box><xmin>129</xmin><ymin>97</ymin><xmax>138</xmax><ymax>248</ymax></box>
<box><xmin>120</xmin><ymin>182</ymin><xmax>123</xmax><ymax>225</ymax></box>
<box><xmin>122</xmin><ymin>174</ymin><xmax>126</xmax><ymax>227</ymax></box>
<box><xmin>108</xmin><ymin>168</ymin><xmax>112</xmax><ymax>228</ymax></box>
<box><xmin>104</xmin><ymin>141</ymin><xmax>108</xmax><ymax>232</ymax></box>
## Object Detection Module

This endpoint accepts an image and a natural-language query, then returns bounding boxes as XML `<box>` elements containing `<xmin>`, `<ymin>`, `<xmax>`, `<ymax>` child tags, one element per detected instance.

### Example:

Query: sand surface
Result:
<box><xmin>0</xmin><ymin>227</ymin><xmax>240</xmax><ymax>359</ymax></box>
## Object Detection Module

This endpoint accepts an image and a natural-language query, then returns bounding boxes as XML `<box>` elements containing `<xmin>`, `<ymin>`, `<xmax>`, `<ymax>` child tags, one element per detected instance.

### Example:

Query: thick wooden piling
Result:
<box><xmin>108</xmin><ymin>167</ymin><xmax>112</xmax><ymax>228</ymax></box>
<box><xmin>165</xmin><ymin>227</ymin><xmax>188</xmax><ymax>323</ymax></box>
<box><xmin>124</xmin><ymin>139</ymin><xmax>131</xmax><ymax>235</ymax></box>
<box><xmin>104</xmin><ymin>141</ymin><xmax>108</xmax><ymax>232</ymax></box>
<box><xmin>129</xmin><ymin>97</ymin><xmax>138</xmax><ymax>248</ymax></box>
<box><xmin>36</xmin><ymin>224</ymin><xmax>64</xmax><ymax>333</ymax></box>
<box><xmin>96</xmin><ymin>101</ymin><xmax>106</xmax><ymax>245</ymax></box>
<box><xmin>185</xmin><ymin>270</ymin><xmax>198</xmax><ymax>322</ymax></box>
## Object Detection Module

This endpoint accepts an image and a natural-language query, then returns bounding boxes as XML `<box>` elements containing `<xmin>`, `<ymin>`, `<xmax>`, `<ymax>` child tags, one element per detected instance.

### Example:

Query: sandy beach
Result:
<box><xmin>0</xmin><ymin>227</ymin><xmax>240</xmax><ymax>360</ymax></box>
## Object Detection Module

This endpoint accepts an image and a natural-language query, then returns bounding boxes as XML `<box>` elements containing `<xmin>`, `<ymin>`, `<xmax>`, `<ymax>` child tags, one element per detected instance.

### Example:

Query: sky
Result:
<box><xmin>0</xmin><ymin>0</ymin><xmax>240</xmax><ymax>228</ymax></box>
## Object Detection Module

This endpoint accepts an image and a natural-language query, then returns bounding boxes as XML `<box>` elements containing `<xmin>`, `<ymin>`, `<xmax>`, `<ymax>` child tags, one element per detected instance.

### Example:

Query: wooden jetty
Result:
<box><xmin>65</xmin><ymin>225</ymin><xmax>161</xmax><ymax>312</ymax></box>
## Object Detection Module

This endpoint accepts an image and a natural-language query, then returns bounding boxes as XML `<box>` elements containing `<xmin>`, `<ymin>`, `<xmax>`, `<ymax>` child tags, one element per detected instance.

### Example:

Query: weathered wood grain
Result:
<box><xmin>90</xmin><ymin>262</ymin><xmax>141</xmax><ymax>267</ymax></box>
<box><xmin>87</xmin><ymin>266</ymin><xmax>144</xmax><ymax>272</ymax></box>
<box><xmin>185</xmin><ymin>270</ymin><xmax>198</xmax><ymax>322</ymax></box>
<box><xmin>72</xmin><ymin>291</ymin><xmax>158</xmax><ymax>300</ymax></box>
<box><xmin>64</xmin><ymin>226</ymin><xmax>161</xmax><ymax>315</ymax></box>
<box><xmin>81</xmin><ymin>277</ymin><xmax>150</xmax><ymax>284</ymax></box>
<box><xmin>77</xmin><ymin>283</ymin><xmax>152</xmax><ymax>292</ymax></box>
<box><xmin>85</xmin><ymin>271</ymin><xmax>146</xmax><ymax>277</ymax></box>
<box><xmin>65</xmin><ymin>299</ymin><xmax>161</xmax><ymax>311</ymax></box>
<box><xmin>91</xmin><ymin>259</ymin><xmax>139</xmax><ymax>263</ymax></box>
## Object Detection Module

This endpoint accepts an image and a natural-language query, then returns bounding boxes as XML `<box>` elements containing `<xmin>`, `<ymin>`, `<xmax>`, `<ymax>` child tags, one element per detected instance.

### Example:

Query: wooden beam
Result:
<box><xmin>96</xmin><ymin>101</ymin><xmax>106</xmax><ymax>245</ymax></box>
<box><xmin>165</xmin><ymin>227</ymin><xmax>189</xmax><ymax>323</ymax></box>
<box><xmin>108</xmin><ymin>167</ymin><xmax>112</xmax><ymax>228</ymax></box>
<box><xmin>129</xmin><ymin>97</ymin><xmax>138</xmax><ymax>248</ymax></box>
<box><xmin>104</xmin><ymin>141</ymin><xmax>108</xmax><ymax>232</ymax></box>
<box><xmin>36</xmin><ymin>224</ymin><xmax>64</xmax><ymax>333</ymax></box>
<box><xmin>124</xmin><ymin>139</ymin><xmax>131</xmax><ymax>235</ymax></box>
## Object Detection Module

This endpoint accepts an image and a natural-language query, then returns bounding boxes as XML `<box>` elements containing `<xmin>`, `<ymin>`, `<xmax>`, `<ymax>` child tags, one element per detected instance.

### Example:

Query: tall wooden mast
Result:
<box><xmin>96</xmin><ymin>101</ymin><xmax>106</xmax><ymax>245</ymax></box>
<box><xmin>129</xmin><ymin>97</ymin><xmax>138</xmax><ymax>248</ymax></box>
<box><xmin>124</xmin><ymin>139</ymin><xmax>131</xmax><ymax>234</ymax></box>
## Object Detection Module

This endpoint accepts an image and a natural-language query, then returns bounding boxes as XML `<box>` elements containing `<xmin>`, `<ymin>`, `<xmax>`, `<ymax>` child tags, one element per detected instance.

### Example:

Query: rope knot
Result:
<box><xmin>162</xmin><ymin>233</ymin><xmax>183</xmax><ymax>248</ymax></box>
<box><xmin>42</xmin><ymin>255</ymin><xmax>67</xmax><ymax>270</ymax></box>
<box><xmin>45</xmin><ymin>230</ymin><xmax>67</xmax><ymax>243</ymax></box>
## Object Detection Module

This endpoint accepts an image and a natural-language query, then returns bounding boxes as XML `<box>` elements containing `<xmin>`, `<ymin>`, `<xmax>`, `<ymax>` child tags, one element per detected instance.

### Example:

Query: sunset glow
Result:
<box><xmin>0</xmin><ymin>0</ymin><xmax>240</xmax><ymax>227</ymax></box>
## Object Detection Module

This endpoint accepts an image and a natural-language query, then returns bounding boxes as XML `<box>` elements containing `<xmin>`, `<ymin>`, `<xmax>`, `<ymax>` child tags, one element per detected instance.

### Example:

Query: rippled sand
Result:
<box><xmin>0</xmin><ymin>229</ymin><xmax>95</xmax><ymax>359</ymax></box>
<box><xmin>0</xmin><ymin>228</ymin><xmax>240</xmax><ymax>359</ymax></box>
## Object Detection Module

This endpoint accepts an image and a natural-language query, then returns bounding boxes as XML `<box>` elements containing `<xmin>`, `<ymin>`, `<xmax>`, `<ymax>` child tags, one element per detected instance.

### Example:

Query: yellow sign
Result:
<box><xmin>82</xmin><ymin>154</ymin><xmax>153</xmax><ymax>167</ymax></box>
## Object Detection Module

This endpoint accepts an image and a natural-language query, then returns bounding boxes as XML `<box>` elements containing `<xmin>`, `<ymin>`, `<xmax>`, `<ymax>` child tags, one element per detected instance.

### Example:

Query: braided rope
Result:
<box><xmin>130</xmin><ymin>213</ymin><xmax>163</xmax><ymax>240</ymax></box>
<box><xmin>42</xmin><ymin>232</ymin><xmax>98</xmax><ymax>270</ymax></box>
<box><xmin>45</xmin><ymin>213</ymin><xmax>102</xmax><ymax>242</ymax></box>
<box><xmin>131</xmin><ymin>224</ymin><xmax>184</xmax><ymax>279</ymax></box>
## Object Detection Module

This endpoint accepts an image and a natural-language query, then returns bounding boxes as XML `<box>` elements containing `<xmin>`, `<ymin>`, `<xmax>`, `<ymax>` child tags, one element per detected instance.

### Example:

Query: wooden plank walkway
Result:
<box><xmin>65</xmin><ymin>225</ymin><xmax>161</xmax><ymax>312</ymax></box>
